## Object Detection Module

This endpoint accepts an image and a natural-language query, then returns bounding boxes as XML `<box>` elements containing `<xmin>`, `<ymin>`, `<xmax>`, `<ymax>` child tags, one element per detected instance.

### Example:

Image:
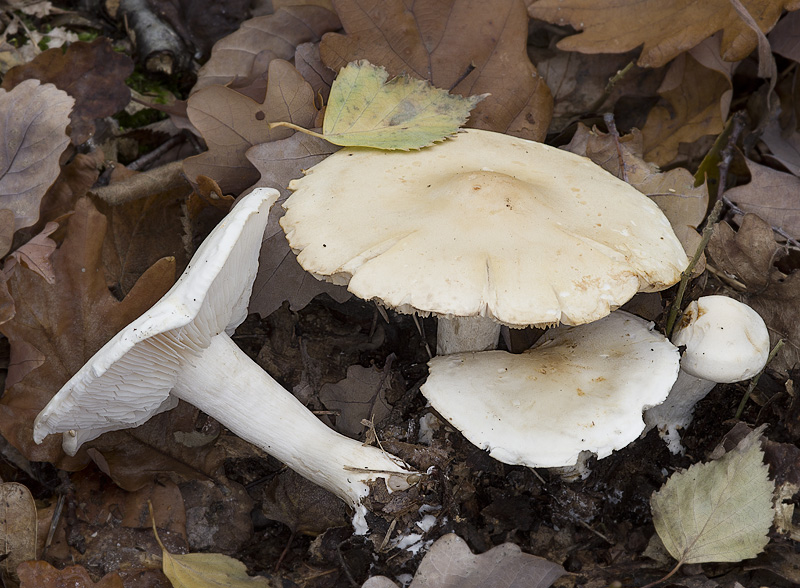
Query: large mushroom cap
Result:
<box><xmin>34</xmin><ymin>188</ymin><xmax>279</xmax><ymax>451</ymax></box>
<box><xmin>281</xmin><ymin>129</ymin><xmax>688</xmax><ymax>328</ymax></box>
<box><xmin>420</xmin><ymin>311</ymin><xmax>680</xmax><ymax>468</ymax></box>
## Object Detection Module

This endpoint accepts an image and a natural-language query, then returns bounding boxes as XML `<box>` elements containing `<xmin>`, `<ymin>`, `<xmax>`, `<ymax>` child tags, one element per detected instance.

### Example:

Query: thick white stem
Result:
<box><xmin>173</xmin><ymin>334</ymin><xmax>415</xmax><ymax>531</ymax></box>
<box><xmin>643</xmin><ymin>369</ymin><xmax>716</xmax><ymax>455</ymax></box>
<box><xmin>436</xmin><ymin>316</ymin><xmax>502</xmax><ymax>355</ymax></box>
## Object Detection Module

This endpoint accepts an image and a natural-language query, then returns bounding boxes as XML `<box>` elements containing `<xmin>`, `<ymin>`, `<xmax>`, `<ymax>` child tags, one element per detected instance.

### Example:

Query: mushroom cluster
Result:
<box><xmin>34</xmin><ymin>188</ymin><xmax>416</xmax><ymax>532</ymax></box>
<box><xmin>279</xmin><ymin>128</ymin><xmax>692</xmax><ymax>468</ymax></box>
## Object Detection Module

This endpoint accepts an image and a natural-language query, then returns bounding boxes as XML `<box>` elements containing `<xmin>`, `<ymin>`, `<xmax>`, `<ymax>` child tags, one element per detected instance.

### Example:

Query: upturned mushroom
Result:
<box><xmin>644</xmin><ymin>295</ymin><xmax>770</xmax><ymax>454</ymax></box>
<box><xmin>420</xmin><ymin>311</ymin><xmax>680</xmax><ymax>468</ymax></box>
<box><xmin>33</xmin><ymin>187</ymin><xmax>415</xmax><ymax>532</ymax></box>
<box><xmin>280</xmin><ymin>129</ymin><xmax>688</xmax><ymax>354</ymax></box>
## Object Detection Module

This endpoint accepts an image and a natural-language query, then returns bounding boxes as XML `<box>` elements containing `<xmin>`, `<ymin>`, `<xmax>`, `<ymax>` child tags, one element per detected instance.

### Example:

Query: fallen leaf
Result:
<box><xmin>0</xmin><ymin>198</ymin><xmax>175</xmax><ymax>467</ymax></box>
<box><xmin>293</xmin><ymin>60</ymin><xmax>485</xmax><ymax>149</ymax></box>
<box><xmin>0</xmin><ymin>482</ymin><xmax>36</xmax><ymax>583</ymax></box>
<box><xmin>246</xmin><ymin>132</ymin><xmax>349</xmax><ymax>316</ymax></box>
<box><xmin>708</xmin><ymin>214</ymin><xmax>800</xmax><ymax>374</ymax></box>
<box><xmin>769</xmin><ymin>10</ymin><xmax>800</xmax><ymax>62</ymax></box>
<box><xmin>651</xmin><ymin>427</ymin><xmax>774</xmax><ymax>565</ymax></box>
<box><xmin>762</xmin><ymin>118</ymin><xmax>800</xmax><ymax>176</ymax></box>
<box><xmin>0</xmin><ymin>210</ymin><xmax>13</xmax><ymax>258</ymax></box>
<box><xmin>5</xmin><ymin>221</ymin><xmax>59</xmax><ymax>284</ymax></box>
<box><xmin>319</xmin><ymin>364</ymin><xmax>394</xmax><ymax>437</ymax></box>
<box><xmin>184</xmin><ymin>59</ymin><xmax>317</xmax><ymax>194</ymax></box>
<box><xmin>17</xmin><ymin>561</ymin><xmax>124</xmax><ymax>588</ymax></box>
<box><xmin>724</xmin><ymin>159</ymin><xmax>800</xmax><ymax>237</ymax></box>
<box><xmin>193</xmin><ymin>6</ymin><xmax>341</xmax><ymax>93</ymax></box>
<box><xmin>2</xmin><ymin>38</ymin><xmax>134</xmax><ymax>145</ymax></box>
<box><xmin>322</xmin><ymin>0</ymin><xmax>553</xmax><ymax>141</ymax></box>
<box><xmin>295</xmin><ymin>42</ymin><xmax>336</xmax><ymax>101</ymax></box>
<box><xmin>641</xmin><ymin>37</ymin><xmax>733</xmax><ymax>166</ymax></box>
<box><xmin>527</xmin><ymin>0</ymin><xmax>799</xmax><ymax>68</ymax></box>
<box><xmin>362</xmin><ymin>533</ymin><xmax>564</xmax><ymax>588</ymax></box>
<box><xmin>153</xmin><ymin>516</ymin><xmax>272</xmax><ymax>587</ymax></box>
<box><xmin>0</xmin><ymin>79</ymin><xmax>73</xmax><ymax>234</ymax></box>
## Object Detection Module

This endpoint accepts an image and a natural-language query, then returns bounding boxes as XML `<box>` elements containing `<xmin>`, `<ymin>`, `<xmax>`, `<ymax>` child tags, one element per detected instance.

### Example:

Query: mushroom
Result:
<box><xmin>280</xmin><ymin>129</ymin><xmax>688</xmax><ymax>355</ymax></box>
<box><xmin>644</xmin><ymin>295</ymin><xmax>770</xmax><ymax>454</ymax></box>
<box><xmin>33</xmin><ymin>187</ymin><xmax>415</xmax><ymax>532</ymax></box>
<box><xmin>420</xmin><ymin>311</ymin><xmax>680</xmax><ymax>468</ymax></box>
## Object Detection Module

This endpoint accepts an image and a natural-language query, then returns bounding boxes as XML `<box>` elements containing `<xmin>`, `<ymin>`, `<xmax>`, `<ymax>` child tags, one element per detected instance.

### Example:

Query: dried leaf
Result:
<box><xmin>2</xmin><ymin>38</ymin><xmax>134</xmax><ymax>145</ymax></box>
<box><xmin>769</xmin><ymin>10</ymin><xmax>800</xmax><ymax>62</ymax></box>
<box><xmin>5</xmin><ymin>221</ymin><xmax>59</xmax><ymax>285</ymax></box>
<box><xmin>260</xmin><ymin>469</ymin><xmax>349</xmax><ymax>535</ymax></box>
<box><xmin>319</xmin><ymin>364</ymin><xmax>393</xmax><ymax>437</ymax></box>
<box><xmin>0</xmin><ymin>198</ymin><xmax>175</xmax><ymax>467</ymax></box>
<box><xmin>246</xmin><ymin>133</ymin><xmax>349</xmax><ymax>316</ymax></box>
<box><xmin>0</xmin><ymin>79</ymin><xmax>73</xmax><ymax>233</ymax></box>
<box><xmin>708</xmin><ymin>214</ymin><xmax>800</xmax><ymax>374</ymax></box>
<box><xmin>153</xmin><ymin>518</ymin><xmax>273</xmax><ymax>587</ymax></box>
<box><xmin>762</xmin><ymin>118</ymin><xmax>800</xmax><ymax>176</ymax></box>
<box><xmin>363</xmin><ymin>533</ymin><xmax>564</xmax><ymax>588</ymax></box>
<box><xmin>527</xmin><ymin>0</ymin><xmax>800</xmax><ymax>68</ymax></box>
<box><xmin>0</xmin><ymin>482</ymin><xmax>36</xmax><ymax>583</ymax></box>
<box><xmin>651</xmin><ymin>428</ymin><xmax>774</xmax><ymax>564</ymax></box>
<box><xmin>17</xmin><ymin>561</ymin><xmax>124</xmax><ymax>588</ymax></box>
<box><xmin>641</xmin><ymin>37</ymin><xmax>733</xmax><ymax>166</ymax></box>
<box><xmin>322</xmin><ymin>0</ymin><xmax>552</xmax><ymax>141</ymax></box>
<box><xmin>184</xmin><ymin>59</ymin><xmax>317</xmax><ymax>194</ymax></box>
<box><xmin>193</xmin><ymin>6</ymin><xmax>341</xmax><ymax>93</ymax></box>
<box><xmin>725</xmin><ymin>159</ymin><xmax>800</xmax><ymax>236</ymax></box>
<box><xmin>309</xmin><ymin>60</ymin><xmax>484</xmax><ymax>149</ymax></box>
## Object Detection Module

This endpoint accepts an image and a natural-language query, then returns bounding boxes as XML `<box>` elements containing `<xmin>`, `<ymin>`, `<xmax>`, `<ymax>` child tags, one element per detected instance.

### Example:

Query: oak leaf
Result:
<box><xmin>246</xmin><ymin>132</ymin><xmax>349</xmax><ymax>316</ymax></box>
<box><xmin>193</xmin><ymin>6</ymin><xmax>341</xmax><ymax>93</ymax></box>
<box><xmin>184</xmin><ymin>59</ymin><xmax>317</xmax><ymax>194</ymax></box>
<box><xmin>0</xmin><ymin>79</ymin><xmax>72</xmax><ymax>245</ymax></box>
<box><xmin>0</xmin><ymin>482</ymin><xmax>36</xmax><ymax>584</ymax></box>
<box><xmin>1</xmin><ymin>38</ymin><xmax>134</xmax><ymax>145</ymax></box>
<box><xmin>527</xmin><ymin>0</ymin><xmax>800</xmax><ymax>68</ymax></box>
<box><xmin>0</xmin><ymin>198</ymin><xmax>175</xmax><ymax>467</ymax></box>
<box><xmin>724</xmin><ymin>159</ymin><xmax>800</xmax><ymax>236</ymax></box>
<box><xmin>321</xmin><ymin>0</ymin><xmax>552</xmax><ymax>141</ymax></box>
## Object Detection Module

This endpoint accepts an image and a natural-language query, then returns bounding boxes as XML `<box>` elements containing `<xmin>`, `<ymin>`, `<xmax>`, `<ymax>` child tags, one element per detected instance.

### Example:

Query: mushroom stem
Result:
<box><xmin>436</xmin><ymin>316</ymin><xmax>501</xmax><ymax>355</ymax></box>
<box><xmin>174</xmin><ymin>334</ymin><xmax>415</xmax><ymax>532</ymax></box>
<box><xmin>643</xmin><ymin>370</ymin><xmax>715</xmax><ymax>455</ymax></box>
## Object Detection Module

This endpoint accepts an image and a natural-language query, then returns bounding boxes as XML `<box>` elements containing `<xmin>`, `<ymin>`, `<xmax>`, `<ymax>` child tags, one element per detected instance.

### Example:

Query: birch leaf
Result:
<box><xmin>278</xmin><ymin>60</ymin><xmax>485</xmax><ymax>150</ymax></box>
<box><xmin>651</xmin><ymin>428</ymin><xmax>774</xmax><ymax>565</ymax></box>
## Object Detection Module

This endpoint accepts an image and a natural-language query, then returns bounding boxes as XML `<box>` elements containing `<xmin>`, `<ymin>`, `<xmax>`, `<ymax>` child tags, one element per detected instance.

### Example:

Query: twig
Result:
<box><xmin>722</xmin><ymin>196</ymin><xmax>800</xmax><ymax>250</ymax></box>
<box><xmin>735</xmin><ymin>339</ymin><xmax>784</xmax><ymax>419</ymax></box>
<box><xmin>602</xmin><ymin>112</ymin><xmax>628</xmax><ymax>183</ymax></box>
<box><xmin>128</xmin><ymin>135</ymin><xmax>184</xmax><ymax>171</ymax></box>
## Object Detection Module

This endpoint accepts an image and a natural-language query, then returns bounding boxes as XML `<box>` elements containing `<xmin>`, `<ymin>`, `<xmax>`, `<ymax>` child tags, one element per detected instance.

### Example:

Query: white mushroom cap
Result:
<box><xmin>420</xmin><ymin>311</ymin><xmax>680</xmax><ymax>468</ymax></box>
<box><xmin>34</xmin><ymin>187</ymin><xmax>279</xmax><ymax>449</ymax></box>
<box><xmin>672</xmin><ymin>295</ymin><xmax>770</xmax><ymax>383</ymax></box>
<box><xmin>281</xmin><ymin>129</ymin><xmax>688</xmax><ymax>328</ymax></box>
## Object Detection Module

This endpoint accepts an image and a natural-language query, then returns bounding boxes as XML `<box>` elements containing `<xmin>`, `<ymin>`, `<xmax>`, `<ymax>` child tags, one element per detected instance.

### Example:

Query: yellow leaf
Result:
<box><xmin>273</xmin><ymin>60</ymin><xmax>485</xmax><ymax>150</ymax></box>
<box><xmin>152</xmin><ymin>510</ymin><xmax>274</xmax><ymax>588</ymax></box>
<box><xmin>651</xmin><ymin>427</ymin><xmax>774</xmax><ymax>565</ymax></box>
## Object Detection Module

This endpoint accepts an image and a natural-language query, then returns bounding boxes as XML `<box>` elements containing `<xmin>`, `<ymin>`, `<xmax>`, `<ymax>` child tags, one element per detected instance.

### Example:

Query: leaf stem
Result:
<box><xmin>639</xmin><ymin>559</ymin><xmax>683</xmax><ymax>588</ymax></box>
<box><xmin>268</xmin><ymin>121</ymin><xmax>327</xmax><ymax>140</ymax></box>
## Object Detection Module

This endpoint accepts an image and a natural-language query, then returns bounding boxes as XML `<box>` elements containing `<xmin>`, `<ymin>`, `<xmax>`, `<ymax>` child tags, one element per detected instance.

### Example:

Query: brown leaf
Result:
<box><xmin>184</xmin><ymin>59</ymin><xmax>317</xmax><ymax>194</ymax></box>
<box><xmin>0</xmin><ymin>79</ymin><xmax>73</xmax><ymax>234</ymax></box>
<box><xmin>246</xmin><ymin>133</ymin><xmax>349</xmax><ymax>316</ymax></box>
<box><xmin>708</xmin><ymin>214</ymin><xmax>798</xmax><ymax>373</ymax></box>
<box><xmin>321</xmin><ymin>0</ymin><xmax>553</xmax><ymax>141</ymax></box>
<box><xmin>93</xmin><ymin>190</ymin><xmax>189</xmax><ymax>296</ymax></box>
<box><xmin>725</xmin><ymin>159</ymin><xmax>800</xmax><ymax>237</ymax></box>
<box><xmin>35</xmin><ymin>151</ymin><xmax>105</xmax><ymax>230</ymax></box>
<box><xmin>762</xmin><ymin>118</ymin><xmax>800</xmax><ymax>176</ymax></box>
<box><xmin>641</xmin><ymin>37</ymin><xmax>733</xmax><ymax>166</ymax></box>
<box><xmin>295</xmin><ymin>42</ymin><xmax>336</xmax><ymax>102</ymax></box>
<box><xmin>18</xmin><ymin>561</ymin><xmax>123</xmax><ymax>588</ymax></box>
<box><xmin>363</xmin><ymin>533</ymin><xmax>564</xmax><ymax>588</ymax></box>
<box><xmin>0</xmin><ymin>198</ymin><xmax>175</xmax><ymax>467</ymax></box>
<box><xmin>0</xmin><ymin>482</ymin><xmax>36</xmax><ymax>584</ymax></box>
<box><xmin>527</xmin><ymin>0</ymin><xmax>800</xmax><ymax>68</ymax></box>
<box><xmin>5</xmin><ymin>221</ymin><xmax>59</xmax><ymax>285</ymax></box>
<box><xmin>319</xmin><ymin>365</ymin><xmax>394</xmax><ymax>437</ymax></box>
<box><xmin>193</xmin><ymin>6</ymin><xmax>341</xmax><ymax>93</ymax></box>
<box><xmin>2</xmin><ymin>38</ymin><xmax>134</xmax><ymax>145</ymax></box>
<box><xmin>769</xmin><ymin>10</ymin><xmax>800</xmax><ymax>62</ymax></box>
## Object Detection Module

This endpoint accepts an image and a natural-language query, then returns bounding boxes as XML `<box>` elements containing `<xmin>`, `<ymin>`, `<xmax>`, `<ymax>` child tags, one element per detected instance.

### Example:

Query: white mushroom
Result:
<box><xmin>644</xmin><ymin>295</ymin><xmax>770</xmax><ymax>454</ymax></box>
<box><xmin>33</xmin><ymin>188</ymin><xmax>415</xmax><ymax>532</ymax></box>
<box><xmin>280</xmin><ymin>129</ymin><xmax>688</xmax><ymax>355</ymax></box>
<box><xmin>420</xmin><ymin>311</ymin><xmax>680</xmax><ymax>468</ymax></box>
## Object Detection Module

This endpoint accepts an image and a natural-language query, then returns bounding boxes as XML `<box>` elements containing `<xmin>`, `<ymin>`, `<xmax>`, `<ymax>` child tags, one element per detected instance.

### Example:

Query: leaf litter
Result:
<box><xmin>2</xmin><ymin>1</ymin><xmax>800</xmax><ymax>587</ymax></box>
